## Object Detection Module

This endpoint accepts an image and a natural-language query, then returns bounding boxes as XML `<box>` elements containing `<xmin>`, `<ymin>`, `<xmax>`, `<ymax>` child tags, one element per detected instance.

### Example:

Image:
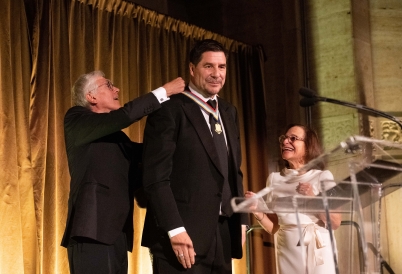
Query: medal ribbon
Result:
<box><xmin>182</xmin><ymin>91</ymin><xmax>220</xmax><ymax>121</ymax></box>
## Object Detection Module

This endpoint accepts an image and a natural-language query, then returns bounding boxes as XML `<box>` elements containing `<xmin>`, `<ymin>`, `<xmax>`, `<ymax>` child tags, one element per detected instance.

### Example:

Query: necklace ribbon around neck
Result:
<box><xmin>182</xmin><ymin>91</ymin><xmax>220</xmax><ymax>121</ymax></box>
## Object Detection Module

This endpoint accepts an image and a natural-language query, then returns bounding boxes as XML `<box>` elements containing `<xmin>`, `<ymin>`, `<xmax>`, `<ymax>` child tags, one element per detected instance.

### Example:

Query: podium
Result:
<box><xmin>233</xmin><ymin>136</ymin><xmax>402</xmax><ymax>274</ymax></box>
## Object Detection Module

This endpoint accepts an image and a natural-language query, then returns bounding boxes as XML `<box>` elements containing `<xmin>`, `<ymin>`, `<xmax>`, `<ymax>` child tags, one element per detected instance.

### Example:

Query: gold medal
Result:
<box><xmin>215</xmin><ymin>123</ymin><xmax>223</xmax><ymax>134</ymax></box>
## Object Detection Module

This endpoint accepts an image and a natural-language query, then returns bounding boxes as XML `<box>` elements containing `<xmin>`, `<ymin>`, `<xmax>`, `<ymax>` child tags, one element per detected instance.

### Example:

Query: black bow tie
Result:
<box><xmin>207</xmin><ymin>99</ymin><xmax>217</xmax><ymax>109</ymax></box>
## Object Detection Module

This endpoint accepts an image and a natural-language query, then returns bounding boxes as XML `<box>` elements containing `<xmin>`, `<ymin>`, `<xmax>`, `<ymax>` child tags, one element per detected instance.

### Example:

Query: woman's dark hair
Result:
<box><xmin>282</xmin><ymin>124</ymin><xmax>324</xmax><ymax>169</ymax></box>
<box><xmin>189</xmin><ymin>39</ymin><xmax>228</xmax><ymax>66</ymax></box>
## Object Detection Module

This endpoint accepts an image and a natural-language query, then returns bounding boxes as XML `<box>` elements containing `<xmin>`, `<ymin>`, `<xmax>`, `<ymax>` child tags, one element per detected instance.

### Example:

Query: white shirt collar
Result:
<box><xmin>188</xmin><ymin>82</ymin><xmax>217</xmax><ymax>103</ymax></box>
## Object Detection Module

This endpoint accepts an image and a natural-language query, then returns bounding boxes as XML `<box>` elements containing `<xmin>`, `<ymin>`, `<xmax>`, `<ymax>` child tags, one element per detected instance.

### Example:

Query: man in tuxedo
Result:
<box><xmin>61</xmin><ymin>70</ymin><xmax>184</xmax><ymax>273</ymax></box>
<box><xmin>141</xmin><ymin>39</ymin><xmax>249</xmax><ymax>273</ymax></box>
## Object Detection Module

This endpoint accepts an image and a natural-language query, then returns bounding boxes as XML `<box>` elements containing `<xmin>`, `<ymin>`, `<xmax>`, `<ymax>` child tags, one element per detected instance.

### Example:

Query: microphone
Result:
<box><xmin>300</xmin><ymin>97</ymin><xmax>317</xmax><ymax>107</ymax></box>
<box><xmin>299</xmin><ymin>87</ymin><xmax>402</xmax><ymax>129</ymax></box>
<box><xmin>299</xmin><ymin>87</ymin><xmax>317</xmax><ymax>98</ymax></box>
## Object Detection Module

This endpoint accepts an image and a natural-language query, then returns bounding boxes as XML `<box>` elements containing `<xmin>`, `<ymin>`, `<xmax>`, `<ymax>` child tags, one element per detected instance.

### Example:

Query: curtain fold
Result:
<box><xmin>30</xmin><ymin>0</ymin><xmax>73</xmax><ymax>272</ymax></box>
<box><xmin>0</xmin><ymin>1</ymin><xmax>38</xmax><ymax>273</ymax></box>
<box><xmin>0</xmin><ymin>0</ymin><xmax>268</xmax><ymax>273</ymax></box>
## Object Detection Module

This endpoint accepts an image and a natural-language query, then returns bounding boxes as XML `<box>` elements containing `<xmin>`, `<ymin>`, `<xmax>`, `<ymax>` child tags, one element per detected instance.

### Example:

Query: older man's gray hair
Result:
<box><xmin>72</xmin><ymin>70</ymin><xmax>105</xmax><ymax>107</ymax></box>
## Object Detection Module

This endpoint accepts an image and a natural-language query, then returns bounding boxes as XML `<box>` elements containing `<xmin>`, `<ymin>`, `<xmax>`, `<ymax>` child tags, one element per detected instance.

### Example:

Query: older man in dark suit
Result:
<box><xmin>141</xmin><ymin>39</ymin><xmax>249</xmax><ymax>274</ymax></box>
<box><xmin>61</xmin><ymin>70</ymin><xmax>184</xmax><ymax>273</ymax></box>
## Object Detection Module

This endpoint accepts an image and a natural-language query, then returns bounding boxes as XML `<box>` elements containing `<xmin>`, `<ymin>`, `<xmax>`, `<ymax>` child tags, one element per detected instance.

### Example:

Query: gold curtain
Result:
<box><xmin>0</xmin><ymin>0</ymin><xmax>268</xmax><ymax>273</ymax></box>
<box><xmin>0</xmin><ymin>0</ymin><xmax>39</xmax><ymax>273</ymax></box>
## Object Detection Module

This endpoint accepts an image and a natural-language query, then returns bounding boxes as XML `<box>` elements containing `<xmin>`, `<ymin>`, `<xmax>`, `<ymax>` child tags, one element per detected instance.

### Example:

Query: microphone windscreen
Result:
<box><xmin>300</xmin><ymin>98</ymin><xmax>317</xmax><ymax>107</ymax></box>
<box><xmin>299</xmin><ymin>87</ymin><xmax>317</xmax><ymax>98</ymax></box>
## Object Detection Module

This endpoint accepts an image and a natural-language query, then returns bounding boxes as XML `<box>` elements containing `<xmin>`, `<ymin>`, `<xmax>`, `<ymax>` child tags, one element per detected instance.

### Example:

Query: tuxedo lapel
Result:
<box><xmin>217</xmin><ymin>99</ymin><xmax>241</xmax><ymax>200</ymax></box>
<box><xmin>218</xmin><ymin>99</ymin><xmax>238</xmax><ymax>158</ymax></box>
<box><xmin>181</xmin><ymin>100</ymin><xmax>225</xmax><ymax>177</ymax></box>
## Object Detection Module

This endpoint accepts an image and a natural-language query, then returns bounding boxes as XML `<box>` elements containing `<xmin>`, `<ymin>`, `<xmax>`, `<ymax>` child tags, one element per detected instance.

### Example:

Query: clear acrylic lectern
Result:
<box><xmin>233</xmin><ymin>136</ymin><xmax>402</xmax><ymax>274</ymax></box>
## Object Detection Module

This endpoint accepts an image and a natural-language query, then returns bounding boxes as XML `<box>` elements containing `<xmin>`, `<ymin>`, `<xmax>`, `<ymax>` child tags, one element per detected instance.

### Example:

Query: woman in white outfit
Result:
<box><xmin>245</xmin><ymin>124</ymin><xmax>341</xmax><ymax>274</ymax></box>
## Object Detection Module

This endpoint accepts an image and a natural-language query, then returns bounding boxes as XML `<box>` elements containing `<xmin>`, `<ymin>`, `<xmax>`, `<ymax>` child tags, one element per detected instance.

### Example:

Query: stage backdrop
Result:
<box><xmin>0</xmin><ymin>0</ymin><xmax>268</xmax><ymax>273</ymax></box>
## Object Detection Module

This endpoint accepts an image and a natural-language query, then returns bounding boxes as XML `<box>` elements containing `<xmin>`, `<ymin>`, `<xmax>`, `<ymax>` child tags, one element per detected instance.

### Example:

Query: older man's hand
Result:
<box><xmin>163</xmin><ymin>77</ymin><xmax>185</xmax><ymax>97</ymax></box>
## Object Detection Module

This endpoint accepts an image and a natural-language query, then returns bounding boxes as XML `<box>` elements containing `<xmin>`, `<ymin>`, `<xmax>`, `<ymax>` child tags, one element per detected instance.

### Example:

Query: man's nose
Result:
<box><xmin>210</xmin><ymin>67</ymin><xmax>220</xmax><ymax>77</ymax></box>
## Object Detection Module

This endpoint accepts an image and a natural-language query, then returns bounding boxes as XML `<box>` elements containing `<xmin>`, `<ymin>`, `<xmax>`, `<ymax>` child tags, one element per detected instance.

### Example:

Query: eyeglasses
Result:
<box><xmin>278</xmin><ymin>135</ymin><xmax>304</xmax><ymax>143</ymax></box>
<box><xmin>88</xmin><ymin>79</ymin><xmax>114</xmax><ymax>92</ymax></box>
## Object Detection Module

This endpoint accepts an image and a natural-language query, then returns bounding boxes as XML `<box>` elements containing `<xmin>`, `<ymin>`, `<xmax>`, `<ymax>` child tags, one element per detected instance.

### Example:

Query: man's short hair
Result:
<box><xmin>189</xmin><ymin>39</ymin><xmax>228</xmax><ymax>66</ymax></box>
<box><xmin>72</xmin><ymin>70</ymin><xmax>105</xmax><ymax>107</ymax></box>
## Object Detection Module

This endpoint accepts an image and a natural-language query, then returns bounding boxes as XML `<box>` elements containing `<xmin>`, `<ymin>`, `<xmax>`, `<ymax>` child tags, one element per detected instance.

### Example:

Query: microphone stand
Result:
<box><xmin>299</xmin><ymin>88</ymin><xmax>402</xmax><ymax>129</ymax></box>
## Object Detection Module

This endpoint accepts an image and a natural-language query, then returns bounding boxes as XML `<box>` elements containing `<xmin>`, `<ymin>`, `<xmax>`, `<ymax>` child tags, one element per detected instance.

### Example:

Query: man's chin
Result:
<box><xmin>206</xmin><ymin>87</ymin><xmax>222</xmax><ymax>95</ymax></box>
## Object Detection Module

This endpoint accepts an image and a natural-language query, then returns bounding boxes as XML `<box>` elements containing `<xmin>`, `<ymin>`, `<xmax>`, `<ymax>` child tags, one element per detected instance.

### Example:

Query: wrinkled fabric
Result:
<box><xmin>276</xmin><ymin>223</ymin><xmax>337</xmax><ymax>274</ymax></box>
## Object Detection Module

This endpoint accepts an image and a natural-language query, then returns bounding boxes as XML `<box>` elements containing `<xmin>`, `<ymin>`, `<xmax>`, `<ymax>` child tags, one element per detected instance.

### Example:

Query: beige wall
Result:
<box><xmin>370</xmin><ymin>0</ymin><xmax>402</xmax><ymax>141</ymax></box>
<box><xmin>370</xmin><ymin>1</ymin><xmax>402</xmax><ymax>273</ymax></box>
<box><xmin>306</xmin><ymin>0</ymin><xmax>361</xmax><ymax>149</ymax></box>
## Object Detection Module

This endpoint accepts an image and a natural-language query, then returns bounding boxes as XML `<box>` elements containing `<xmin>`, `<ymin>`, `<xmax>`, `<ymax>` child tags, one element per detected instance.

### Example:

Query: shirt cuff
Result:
<box><xmin>168</xmin><ymin>227</ymin><xmax>186</xmax><ymax>238</ymax></box>
<box><xmin>151</xmin><ymin>87</ymin><xmax>170</xmax><ymax>103</ymax></box>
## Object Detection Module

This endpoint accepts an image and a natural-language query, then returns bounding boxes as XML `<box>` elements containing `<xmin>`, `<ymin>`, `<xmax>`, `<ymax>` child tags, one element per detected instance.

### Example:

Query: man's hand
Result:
<box><xmin>163</xmin><ymin>77</ymin><xmax>185</xmax><ymax>97</ymax></box>
<box><xmin>170</xmin><ymin>231</ymin><xmax>196</xmax><ymax>269</ymax></box>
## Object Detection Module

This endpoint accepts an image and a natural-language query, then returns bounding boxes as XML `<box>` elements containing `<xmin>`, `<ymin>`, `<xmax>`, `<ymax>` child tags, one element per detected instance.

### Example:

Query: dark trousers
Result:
<box><xmin>152</xmin><ymin>216</ymin><xmax>232</xmax><ymax>274</ymax></box>
<box><xmin>67</xmin><ymin>232</ymin><xmax>128</xmax><ymax>274</ymax></box>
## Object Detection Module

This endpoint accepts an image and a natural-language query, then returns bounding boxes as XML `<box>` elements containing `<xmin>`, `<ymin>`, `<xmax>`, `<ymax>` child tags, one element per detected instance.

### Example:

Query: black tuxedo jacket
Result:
<box><xmin>141</xmin><ymin>92</ymin><xmax>248</xmax><ymax>261</ymax></box>
<box><xmin>61</xmin><ymin>93</ymin><xmax>160</xmax><ymax>251</ymax></box>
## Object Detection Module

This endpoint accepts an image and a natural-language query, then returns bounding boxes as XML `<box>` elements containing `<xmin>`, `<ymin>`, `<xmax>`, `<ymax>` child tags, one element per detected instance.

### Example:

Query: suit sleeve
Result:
<box><xmin>142</xmin><ymin>104</ymin><xmax>184</xmax><ymax>232</ymax></box>
<box><xmin>64</xmin><ymin>92</ymin><xmax>160</xmax><ymax>148</ymax></box>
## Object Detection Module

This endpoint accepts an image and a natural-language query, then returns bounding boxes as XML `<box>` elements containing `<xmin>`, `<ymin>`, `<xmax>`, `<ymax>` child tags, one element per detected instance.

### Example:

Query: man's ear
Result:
<box><xmin>189</xmin><ymin>63</ymin><xmax>195</xmax><ymax>76</ymax></box>
<box><xmin>86</xmin><ymin>92</ymin><xmax>96</xmax><ymax>104</ymax></box>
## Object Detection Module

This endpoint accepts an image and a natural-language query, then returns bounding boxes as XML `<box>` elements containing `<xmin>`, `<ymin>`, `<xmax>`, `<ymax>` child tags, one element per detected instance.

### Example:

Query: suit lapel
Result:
<box><xmin>182</xmin><ymin>99</ymin><xmax>225</xmax><ymax>177</ymax></box>
<box><xmin>218</xmin><ymin>98</ymin><xmax>237</xmax><ymax>160</ymax></box>
<box><xmin>218</xmin><ymin>99</ymin><xmax>240</xmax><ymax>194</ymax></box>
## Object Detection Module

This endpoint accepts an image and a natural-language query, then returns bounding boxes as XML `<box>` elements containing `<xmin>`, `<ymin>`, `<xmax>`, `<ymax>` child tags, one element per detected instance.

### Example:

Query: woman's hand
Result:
<box><xmin>296</xmin><ymin>184</ymin><xmax>343</xmax><ymax>230</ymax></box>
<box><xmin>245</xmin><ymin>191</ymin><xmax>265</xmax><ymax>221</ymax></box>
<box><xmin>245</xmin><ymin>191</ymin><xmax>279</xmax><ymax>234</ymax></box>
<box><xmin>244</xmin><ymin>191</ymin><xmax>259</xmax><ymax>212</ymax></box>
<box><xmin>244</xmin><ymin>191</ymin><xmax>255</xmax><ymax>199</ymax></box>
<box><xmin>296</xmin><ymin>182</ymin><xmax>314</xmax><ymax>196</ymax></box>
